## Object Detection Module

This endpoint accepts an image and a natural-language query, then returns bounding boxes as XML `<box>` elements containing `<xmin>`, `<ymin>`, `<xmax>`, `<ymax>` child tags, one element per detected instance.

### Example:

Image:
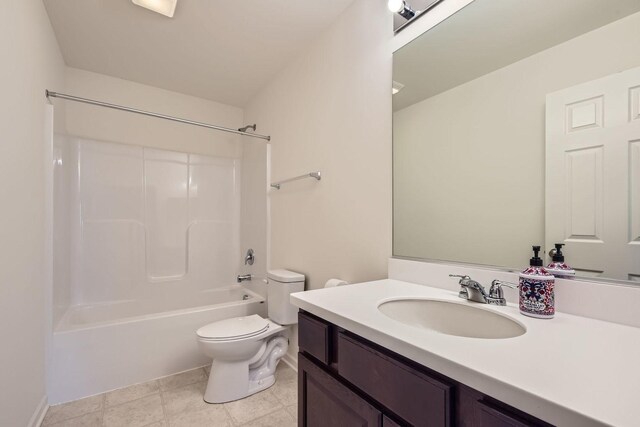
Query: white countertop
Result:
<box><xmin>291</xmin><ymin>279</ymin><xmax>640</xmax><ymax>427</ymax></box>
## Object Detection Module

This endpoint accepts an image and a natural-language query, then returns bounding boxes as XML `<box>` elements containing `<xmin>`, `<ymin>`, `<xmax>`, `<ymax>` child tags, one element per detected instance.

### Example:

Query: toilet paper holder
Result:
<box><xmin>325</xmin><ymin>279</ymin><xmax>348</xmax><ymax>288</ymax></box>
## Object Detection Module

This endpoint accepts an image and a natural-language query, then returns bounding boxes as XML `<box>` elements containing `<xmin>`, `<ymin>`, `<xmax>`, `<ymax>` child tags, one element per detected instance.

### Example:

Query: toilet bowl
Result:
<box><xmin>197</xmin><ymin>315</ymin><xmax>288</xmax><ymax>403</ymax></box>
<box><xmin>196</xmin><ymin>269</ymin><xmax>305</xmax><ymax>403</ymax></box>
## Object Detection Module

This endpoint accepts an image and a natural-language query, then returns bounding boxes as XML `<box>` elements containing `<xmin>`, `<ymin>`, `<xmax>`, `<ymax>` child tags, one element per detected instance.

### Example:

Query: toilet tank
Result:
<box><xmin>267</xmin><ymin>269</ymin><xmax>305</xmax><ymax>325</ymax></box>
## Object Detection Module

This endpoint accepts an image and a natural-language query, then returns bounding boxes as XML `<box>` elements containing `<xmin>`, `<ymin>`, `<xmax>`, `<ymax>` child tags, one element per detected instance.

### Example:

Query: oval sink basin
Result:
<box><xmin>378</xmin><ymin>298</ymin><xmax>526</xmax><ymax>339</ymax></box>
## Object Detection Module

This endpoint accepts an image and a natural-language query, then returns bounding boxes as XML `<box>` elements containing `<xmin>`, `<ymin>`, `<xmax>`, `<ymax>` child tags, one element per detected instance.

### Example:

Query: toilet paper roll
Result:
<box><xmin>325</xmin><ymin>278</ymin><xmax>348</xmax><ymax>288</ymax></box>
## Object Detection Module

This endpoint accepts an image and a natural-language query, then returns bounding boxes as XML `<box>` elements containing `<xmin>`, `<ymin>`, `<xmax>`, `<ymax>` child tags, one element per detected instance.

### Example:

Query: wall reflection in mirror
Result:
<box><xmin>392</xmin><ymin>0</ymin><xmax>640</xmax><ymax>284</ymax></box>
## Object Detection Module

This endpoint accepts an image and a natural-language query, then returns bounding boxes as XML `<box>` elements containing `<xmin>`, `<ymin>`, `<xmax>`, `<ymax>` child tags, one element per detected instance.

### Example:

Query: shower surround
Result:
<box><xmin>50</xmin><ymin>136</ymin><xmax>268</xmax><ymax>403</ymax></box>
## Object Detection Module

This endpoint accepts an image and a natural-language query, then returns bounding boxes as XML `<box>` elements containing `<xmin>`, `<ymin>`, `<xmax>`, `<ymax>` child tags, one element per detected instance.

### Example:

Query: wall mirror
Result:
<box><xmin>393</xmin><ymin>0</ymin><xmax>640</xmax><ymax>284</ymax></box>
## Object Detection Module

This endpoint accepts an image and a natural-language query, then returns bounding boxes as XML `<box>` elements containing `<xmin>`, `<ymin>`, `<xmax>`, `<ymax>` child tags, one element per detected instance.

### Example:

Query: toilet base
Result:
<box><xmin>203</xmin><ymin>335</ymin><xmax>288</xmax><ymax>403</ymax></box>
<box><xmin>248</xmin><ymin>374</ymin><xmax>276</xmax><ymax>397</ymax></box>
<box><xmin>203</xmin><ymin>361</ymin><xmax>277</xmax><ymax>403</ymax></box>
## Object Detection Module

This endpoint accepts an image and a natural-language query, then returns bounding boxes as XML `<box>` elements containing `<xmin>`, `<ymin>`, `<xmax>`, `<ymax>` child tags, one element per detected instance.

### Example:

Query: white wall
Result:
<box><xmin>245</xmin><ymin>0</ymin><xmax>393</xmax><ymax>290</ymax></box>
<box><xmin>64</xmin><ymin>67</ymin><xmax>244</xmax><ymax>158</ymax></box>
<box><xmin>0</xmin><ymin>1</ymin><xmax>66</xmax><ymax>425</ymax></box>
<box><xmin>394</xmin><ymin>11</ymin><xmax>640</xmax><ymax>269</ymax></box>
<box><xmin>244</xmin><ymin>0</ymin><xmax>393</xmax><ymax>362</ymax></box>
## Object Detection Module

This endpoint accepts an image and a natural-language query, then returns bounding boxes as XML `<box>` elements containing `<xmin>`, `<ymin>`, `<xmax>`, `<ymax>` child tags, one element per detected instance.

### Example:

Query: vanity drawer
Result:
<box><xmin>475</xmin><ymin>399</ymin><xmax>552</xmax><ymax>427</ymax></box>
<box><xmin>338</xmin><ymin>333</ymin><xmax>452</xmax><ymax>426</ymax></box>
<box><xmin>382</xmin><ymin>415</ymin><xmax>403</xmax><ymax>427</ymax></box>
<box><xmin>298</xmin><ymin>311</ymin><xmax>330</xmax><ymax>365</ymax></box>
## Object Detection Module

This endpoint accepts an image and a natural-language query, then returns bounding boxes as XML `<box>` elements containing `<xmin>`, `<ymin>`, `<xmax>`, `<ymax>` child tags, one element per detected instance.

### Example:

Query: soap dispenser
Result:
<box><xmin>519</xmin><ymin>246</ymin><xmax>555</xmax><ymax>319</ymax></box>
<box><xmin>546</xmin><ymin>243</ymin><xmax>575</xmax><ymax>278</ymax></box>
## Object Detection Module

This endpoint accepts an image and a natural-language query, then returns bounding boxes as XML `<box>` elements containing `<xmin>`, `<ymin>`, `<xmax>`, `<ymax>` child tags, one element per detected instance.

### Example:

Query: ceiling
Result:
<box><xmin>393</xmin><ymin>0</ymin><xmax>640</xmax><ymax>111</ymax></box>
<box><xmin>43</xmin><ymin>0</ymin><xmax>354</xmax><ymax>107</ymax></box>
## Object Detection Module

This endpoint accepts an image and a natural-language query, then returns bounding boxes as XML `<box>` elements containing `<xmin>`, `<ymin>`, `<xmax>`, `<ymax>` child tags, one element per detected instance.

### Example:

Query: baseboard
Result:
<box><xmin>282</xmin><ymin>352</ymin><xmax>298</xmax><ymax>371</ymax></box>
<box><xmin>28</xmin><ymin>395</ymin><xmax>48</xmax><ymax>427</ymax></box>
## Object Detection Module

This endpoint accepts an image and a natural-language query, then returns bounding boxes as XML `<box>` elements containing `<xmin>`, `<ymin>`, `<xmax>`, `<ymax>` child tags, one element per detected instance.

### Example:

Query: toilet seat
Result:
<box><xmin>196</xmin><ymin>314</ymin><xmax>270</xmax><ymax>342</ymax></box>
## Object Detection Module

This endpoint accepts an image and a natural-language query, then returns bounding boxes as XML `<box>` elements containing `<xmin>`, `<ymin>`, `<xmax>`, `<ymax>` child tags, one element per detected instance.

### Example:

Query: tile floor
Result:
<box><xmin>42</xmin><ymin>363</ymin><xmax>298</xmax><ymax>427</ymax></box>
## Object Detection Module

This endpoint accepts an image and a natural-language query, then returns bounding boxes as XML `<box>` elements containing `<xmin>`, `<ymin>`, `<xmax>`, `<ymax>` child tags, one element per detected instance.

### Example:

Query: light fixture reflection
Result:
<box><xmin>131</xmin><ymin>0</ymin><xmax>178</xmax><ymax>18</ymax></box>
<box><xmin>387</xmin><ymin>0</ymin><xmax>416</xmax><ymax>20</ymax></box>
<box><xmin>392</xmin><ymin>81</ymin><xmax>405</xmax><ymax>95</ymax></box>
<box><xmin>388</xmin><ymin>0</ymin><xmax>405</xmax><ymax>12</ymax></box>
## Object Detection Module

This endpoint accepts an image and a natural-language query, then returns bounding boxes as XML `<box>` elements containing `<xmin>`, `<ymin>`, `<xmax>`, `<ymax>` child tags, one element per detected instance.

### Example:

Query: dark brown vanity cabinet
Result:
<box><xmin>297</xmin><ymin>311</ymin><xmax>553</xmax><ymax>427</ymax></box>
<box><xmin>299</xmin><ymin>354</ymin><xmax>382</xmax><ymax>426</ymax></box>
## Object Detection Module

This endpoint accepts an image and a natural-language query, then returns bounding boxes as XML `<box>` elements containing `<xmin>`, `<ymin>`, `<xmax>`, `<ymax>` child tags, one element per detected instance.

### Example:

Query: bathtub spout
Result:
<box><xmin>237</xmin><ymin>274</ymin><xmax>252</xmax><ymax>283</ymax></box>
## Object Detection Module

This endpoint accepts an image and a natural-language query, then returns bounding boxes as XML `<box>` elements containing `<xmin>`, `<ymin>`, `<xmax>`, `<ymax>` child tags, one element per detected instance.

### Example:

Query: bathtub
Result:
<box><xmin>50</xmin><ymin>285</ymin><xmax>266</xmax><ymax>404</ymax></box>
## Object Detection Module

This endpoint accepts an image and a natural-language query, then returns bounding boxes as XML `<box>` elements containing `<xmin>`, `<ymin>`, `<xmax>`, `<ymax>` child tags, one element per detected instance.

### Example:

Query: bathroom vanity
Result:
<box><xmin>297</xmin><ymin>311</ymin><xmax>549</xmax><ymax>427</ymax></box>
<box><xmin>292</xmin><ymin>279</ymin><xmax>640</xmax><ymax>427</ymax></box>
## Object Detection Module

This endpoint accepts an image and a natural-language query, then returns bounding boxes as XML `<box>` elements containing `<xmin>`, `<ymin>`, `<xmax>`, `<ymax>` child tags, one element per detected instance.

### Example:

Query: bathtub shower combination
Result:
<box><xmin>50</xmin><ymin>135</ymin><xmax>268</xmax><ymax>403</ymax></box>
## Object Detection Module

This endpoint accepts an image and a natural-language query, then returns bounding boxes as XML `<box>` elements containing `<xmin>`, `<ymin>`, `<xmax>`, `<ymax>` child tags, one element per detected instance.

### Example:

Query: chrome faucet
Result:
<box><xmin>449</xmin><ymin>274</ymin><xmax>487</xmax><ymax>303</ymax></box>
<box><xmin>237</xmin><ymin>274</ymin><xmax>252</xmax><ymax>283</ymax></box>
<box><xmin>449</xmin><ymin>275</ymin><xmax>518</xmax><ymax>306</ymax></box>
<box><xmin>488</xmin><ymin>280</ymin><xmax>519</xmax><ymax>306</ymax></box>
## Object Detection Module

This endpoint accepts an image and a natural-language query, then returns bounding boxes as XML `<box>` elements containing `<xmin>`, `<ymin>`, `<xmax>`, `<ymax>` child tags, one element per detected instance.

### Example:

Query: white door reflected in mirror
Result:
<box><xmin>546</xmin><ymin>66</ymin><xmax>640</xmax><ymax>282</ymax></box>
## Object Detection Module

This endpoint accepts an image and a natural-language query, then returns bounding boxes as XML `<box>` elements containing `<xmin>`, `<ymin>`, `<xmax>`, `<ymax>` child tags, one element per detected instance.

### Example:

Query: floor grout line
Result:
<box><xmin>158</xmin><ymin>387</ymin><xmax>169</xmax><ymax>426</ymax></box>
<box><xmin>221</xmin><ymin>402</ymin><xmax>237</xmax><ymax>426</ymax></box>
<box><xmin>101</xmin><ymin>393</ymin><xmax>106</xmax><ymax>427</ymax></box>
<box><xmin>41</xmin><ymin>410</ymin><xmax>102</xmax><ymax>427</ymax></box>
<box><xmin>103</xmin><ymin>390</ymin><xmax>161</xmax><ymax>410</ymax></box>
<box><xmin>157</xmin><ymin>368</ymin><xmax>208</xmax><ymax>394</ymax></box>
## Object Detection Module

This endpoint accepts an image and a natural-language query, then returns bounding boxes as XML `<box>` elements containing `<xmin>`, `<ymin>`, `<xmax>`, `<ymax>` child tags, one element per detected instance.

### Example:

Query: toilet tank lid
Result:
<box><xmin>267</xmin><ymin>269</ymin><xmax>305</xmax><ymax>283</ymax></box>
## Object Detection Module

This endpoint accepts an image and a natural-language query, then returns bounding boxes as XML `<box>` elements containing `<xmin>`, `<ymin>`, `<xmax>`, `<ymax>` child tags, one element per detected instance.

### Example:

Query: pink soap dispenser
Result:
<box><xmin>519</xmin><ymin>246</ymin><xmax>555</xmax><ymax>319</ymax></box>
<box><xmin>546</xmin><ymin>243</ymin><xmax>575</xmax><ymax>278</ymax></box>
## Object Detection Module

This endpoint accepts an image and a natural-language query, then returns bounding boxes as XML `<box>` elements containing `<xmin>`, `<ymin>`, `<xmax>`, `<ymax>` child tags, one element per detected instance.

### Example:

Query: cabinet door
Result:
<box><xmin>299</xmin><ymin>353</ymin><xmax>382</xmax><ymax>427</ymax></box>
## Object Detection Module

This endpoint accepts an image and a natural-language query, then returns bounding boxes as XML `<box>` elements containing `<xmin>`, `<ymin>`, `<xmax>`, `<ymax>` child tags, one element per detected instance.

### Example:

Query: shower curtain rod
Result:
<box><xmin>45</xmin><ymin>90</ymin><xmax>271</xmax><ymax>141</ymax></box>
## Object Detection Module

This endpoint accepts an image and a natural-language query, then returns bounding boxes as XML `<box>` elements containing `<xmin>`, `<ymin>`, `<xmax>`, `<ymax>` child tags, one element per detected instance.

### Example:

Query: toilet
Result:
<box><xmin>196</xmin><ymin>269</ymin><xmax>304</xmax><ymax>403</ymax></box>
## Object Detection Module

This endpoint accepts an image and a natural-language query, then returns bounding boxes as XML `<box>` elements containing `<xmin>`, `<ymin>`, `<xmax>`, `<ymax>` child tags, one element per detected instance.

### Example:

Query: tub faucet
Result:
<box><xmin>244</xmin><ymin>249</ymin><xmax>255</xmax><ymax>265</ymax></box>
<box><xmin>237</xmin><ymin>274</ymin><xmax>252</xmax><ymax>283</ymax></box>
<box><xmin>449</xmin><ymin>275</ymin><xmax>517</xmax><ymax>306</ymax></box>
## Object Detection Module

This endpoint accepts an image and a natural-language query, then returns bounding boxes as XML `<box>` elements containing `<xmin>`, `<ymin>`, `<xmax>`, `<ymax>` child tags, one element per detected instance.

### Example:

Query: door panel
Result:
<box><xmin>546</xmin><ymin>66</ymin><xmax>640</xmax><ymax>280</ymax></box>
